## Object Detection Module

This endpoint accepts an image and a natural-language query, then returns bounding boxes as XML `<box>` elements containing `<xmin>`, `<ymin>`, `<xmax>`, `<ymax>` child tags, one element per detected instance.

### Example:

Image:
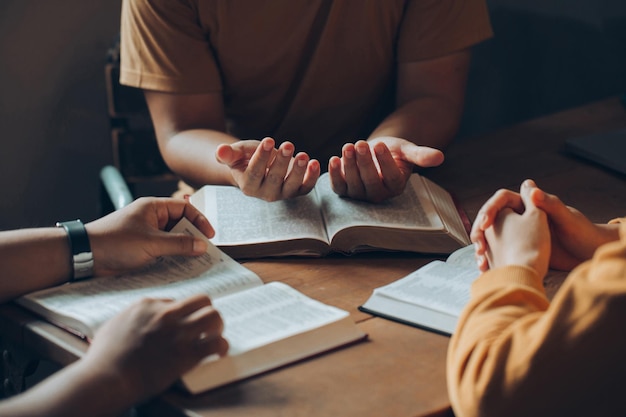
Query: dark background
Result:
<box><xmin>1</xmin><ymin>0</ymin><xmax>626</xmax><ymax>230</ymax></box>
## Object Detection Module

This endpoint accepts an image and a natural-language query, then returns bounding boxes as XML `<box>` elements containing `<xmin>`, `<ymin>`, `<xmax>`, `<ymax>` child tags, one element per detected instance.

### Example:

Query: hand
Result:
<box><xmin>216</xmin><ymin>137</ymin><xmax>321</xmax><ymax>201</ymax></box>
<box><xmin>481</xmin><ymin>180</ymin><xmax>551</xmax><ymax>277</ymax></box>
<box><xmin>85</xmin><ymin>197</ymin><xmax>215</xmax><ymax>277</ymax></box>
<box><xmin>328</xmin><ymin>137</ymin><xmax>444</xmax><ymax>203</ymax></box>
<box><xmin>83</xmin><ymin>294</ymin><xmax>228</xmax><ymax>404</ymax></box>
<box><xmin>472</xmin><ymin>180</ymin><xmax>619</xmax><ymax>271</ymax></box>
<box><xmin>531</xmin><ymin>184</ymin><xmax>620</xmax><ymax>270</ymax></box>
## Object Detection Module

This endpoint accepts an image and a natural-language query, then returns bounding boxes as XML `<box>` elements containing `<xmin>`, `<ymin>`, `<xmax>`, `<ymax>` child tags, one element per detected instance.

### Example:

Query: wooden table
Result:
<box><xmin>2</xmin><ymin>97</ymin><xmax>626</xmax><ymax>417</ymax></box>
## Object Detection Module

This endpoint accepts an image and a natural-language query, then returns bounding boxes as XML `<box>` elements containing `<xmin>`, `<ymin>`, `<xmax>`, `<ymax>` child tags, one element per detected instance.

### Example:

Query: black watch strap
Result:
<box><xmin>56</xmin><ymin>220</ymin><xmax>94</xmax><ymax>281</ymax></box>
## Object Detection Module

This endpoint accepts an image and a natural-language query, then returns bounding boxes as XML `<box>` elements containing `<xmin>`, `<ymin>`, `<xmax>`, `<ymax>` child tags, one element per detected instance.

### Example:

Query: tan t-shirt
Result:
<box><xmin>121</xmin><ymin>0</ymin><xmax>492</xmax><ymax>161</ymax></box>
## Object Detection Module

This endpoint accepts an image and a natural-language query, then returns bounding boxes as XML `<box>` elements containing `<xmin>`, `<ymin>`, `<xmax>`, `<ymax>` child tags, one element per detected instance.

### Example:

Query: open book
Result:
<box><xmin>359</xmin><ymin>245</ymin><xmax>480</xmax><ymax>335</ymax></box>
<box><xmin>190</xmin><ymin>172</ymin><xmax>470</xmax><ymax>259</ymax></box>
<box><xmin>16</xmin><ymin>219</ymin><xmax>366</xmax><ymax>394</ymax></box>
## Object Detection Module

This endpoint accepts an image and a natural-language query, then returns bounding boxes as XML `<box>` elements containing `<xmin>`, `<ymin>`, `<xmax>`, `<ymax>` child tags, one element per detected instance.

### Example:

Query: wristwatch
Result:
<box><xmin>56</xmin><ymin>219</ymin><xmax>94</xmax><ymax>281</ymax></box>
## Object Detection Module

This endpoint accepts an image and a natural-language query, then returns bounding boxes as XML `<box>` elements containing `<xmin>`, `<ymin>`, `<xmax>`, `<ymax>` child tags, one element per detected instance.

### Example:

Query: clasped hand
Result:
<box><xmin>471</xmin><ymin>179</ymin><xmax>620</xmax><ymax>275</ymax></box>
<box><xmin>216</xmin><ymin>136</ymin><xmax>444</xmax><ymax>203</ymax></box>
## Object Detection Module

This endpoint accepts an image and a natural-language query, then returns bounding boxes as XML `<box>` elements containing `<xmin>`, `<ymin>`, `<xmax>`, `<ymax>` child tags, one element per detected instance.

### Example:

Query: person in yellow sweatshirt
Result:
<box><xmin>447</xmin><ymin>179</ymin><xmax>626</xmax><ymax>417</ymax></box>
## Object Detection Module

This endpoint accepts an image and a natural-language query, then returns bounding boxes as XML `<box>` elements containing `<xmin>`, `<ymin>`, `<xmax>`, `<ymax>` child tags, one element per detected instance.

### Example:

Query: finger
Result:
<box><xmin>150</xmin><ymin>199</ymin><xmax>214</xmax><ymax>250</ymax></box>
<box><xmin>181</xmin><ymin>205</ymin><xmax>215</xmax><ymax>239</ymax></box>
<box><xmin>483</xmin><ymin>224</ymin><xmax>495</xmax><ymax>270</ymax></box>
<box><xmin>470</xmin><ymin>189</ymin><xmax>524</xmax><ymax>258</ymax></box>
<box><xmin>241</xmin><ymin>137</ymin><xmax>276</xmax><ymax>193</ymax></box>
<box><xmin>148</xmin><ymin>198</ymin><xmax>211</xmax><ymax>240</ymax></box>
<box><xmin>470</xmin><ymin>224</ymin><xmax>488</xmax><ymax>260</ymax></box>
<box><xmin>152</xmin><ymin>295</ymin><xmax>212</xmax><ymax>324</ymax></box>
<box><xmin>260</xmin><ymin>141</ymin><xmax>294</xmax><ymax>201</ymax></box>
<box><xmin>183</xmin><ymin>305</ymin><xmax>226</xmax><ymax>354</ymax></box>
<box><xmin>472</xmin><ymin>189</ymin><xmax>524</xmax><ymax>234</ymax></box>
<box><xmin>400</xmin><ymin>143</ymin><xmax>445</xmax><ymax>168</ymax></box>
<box><xmin>173</xmin><ymin>294</ymin><xmax>213</xmax><ymax>315</ymax></box>
<box><xmin>482</xmin><ymin>208</ymin><xmax>515</xmax><ymax>270</ymax></box>
<box><xmin>282</xmin><ymin>152</ymin><xmax>309</xmax><ymax>198</ymax></box>
<box><xmin>215</xmin><ymin>143</ymin><xmax>245</xmax><ymax>167</ymax></box>
<box><xmin>342</xmin><ymin>143</ymin><xmax>365</xmax><ymax>199</ymax></box>
<box><xmin>373</xmin><ymin>142</ymin><xmax>405</xmax><ymax>196</ymax></box>
<box><xmin>299</xmin><ymin>159</ymin><xmax>321</xmax><ymax>195</ymax></box>
<box><xmin>195</xmin><ymin>336</ymin><xmax>230</xmax><ymax>358</ymax></box>
<box><xmin>476</xmin><ymin>253</ymin><xmax>489</xmax><ymax>272</ymax></box>
<box><xmin>148</xmin><ymin>197</ymin><xmax>187</xmax><ymax>231</ymax></box>
<box><xmin>151</xmin><ymin>232</ymin><xmax>209</xmax><ymax>258</ymax></box>
<box><xmin>328</xmin><ymin>156</ymin><xmax>347</xmax><ymax>196</ymax></box>
<box><xmin>530</xmin><ymin>184</ymin><xmax>571</xmax><ymax>221</ymax></box>
<box><xmin>519</xmin><ymin>179</ymin><xmax>538</xmax><ymax>205</ymax></box>
<box><xmin>184</xmin><ymin>304</ymin><xmax>224</xmax><ymax>338</ymax></box>
<box><xmin>354</xmin><ymin>141</ymin><xmax>387</xmax><ymax>201</ymax></box>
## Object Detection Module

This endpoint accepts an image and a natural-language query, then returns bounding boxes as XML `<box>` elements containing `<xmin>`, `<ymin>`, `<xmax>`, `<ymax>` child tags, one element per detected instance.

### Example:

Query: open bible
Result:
<box><xmin>16</xmin><ymin>219</ymin><xmax>366</xmax><ymax>394</ymax></box>
<box><xmin>190</xmin><ymin>172</ymin><xmax>470</xmax><ymax>259</ymax></box>
<box><xmin>359</xmin><ymin>244</ymin><xmax>480</xmax><ymax>335</ymax></box>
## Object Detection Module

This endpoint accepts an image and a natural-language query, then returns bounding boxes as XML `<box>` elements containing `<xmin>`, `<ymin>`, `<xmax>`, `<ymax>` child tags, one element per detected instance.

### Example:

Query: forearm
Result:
<box><xmin>448</xmin><ymin>252</ymin><xmax>626</xmax><ymax>417</ymax></box>
<box><xmin>447</xmin><ymin>265</ymin><xmax>550</xmax><ymax>417</ymax></box>
<box><xmin>368</xmin><ymin>96</ymin><xmax>463</xmax><ymax>150</ymax></box>
<box><xmin>161</xmin><ymin>129</ymin><xmax>239</xmax><ymax>188</ymax></box>
<box><xmin>0</xmin><ymin>228</ymin><xmax>71</xmax><ymax>303</ymax></box>
<box><xmin>0</xmin><ymin>359</ymin><xmax>135</xmax><ymax>417</ymax></box>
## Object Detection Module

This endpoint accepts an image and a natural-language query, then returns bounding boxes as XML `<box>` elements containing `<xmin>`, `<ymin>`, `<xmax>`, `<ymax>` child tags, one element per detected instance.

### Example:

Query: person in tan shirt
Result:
<box><xmin>447</xmin><ymin>179</ymin><xmax>626</xmax><ymax>417</ymax></box>
<box><xmin>120</xmin><ymin>0</ymin><xmax>492</xmax><ymax>202</ymax></box>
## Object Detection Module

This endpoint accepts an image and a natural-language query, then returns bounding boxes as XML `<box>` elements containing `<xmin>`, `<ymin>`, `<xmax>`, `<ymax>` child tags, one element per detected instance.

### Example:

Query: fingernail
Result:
<box><xmin>193</xmin><ymin>239</ymin><xmax>207</xmax><ymax>253</ymax></box>
<box><xmin>297</xmin><ymin>158</ymin><xmax>307</xmax><ymax>167</ymax></box>
<box><xmin>480</xmin><ymin>213</ymin><xmax>488</xmax><ymax>228</ymax></box>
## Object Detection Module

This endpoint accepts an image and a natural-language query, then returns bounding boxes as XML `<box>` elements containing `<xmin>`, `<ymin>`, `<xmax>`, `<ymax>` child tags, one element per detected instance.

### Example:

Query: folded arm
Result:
<box><xmin>450</xmin><ymin>180</ymin><xmax>626</xmax><ymax>417</ymax></box>
<box><xmin>448</xmin><ymin>237</ymin><xmax>626</xmax><ymax>417</ymax></box>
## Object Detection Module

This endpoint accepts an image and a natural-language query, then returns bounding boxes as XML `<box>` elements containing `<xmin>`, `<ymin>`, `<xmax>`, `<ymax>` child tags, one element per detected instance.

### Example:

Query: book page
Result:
<box><xmin>315</xmin><ymin>173</ymin><xmax>444</xmax><ymax>239</ymax></box>
<box><xmin>198</xmin><ymin>185</ymin><xmax>329</xmax><ymax>245</ymax></box>
<box><xmin>445</xmin><ymin>244</ymin><xmax>478</xmax><ymax>270</ymax></box>
<box><xmin>422</xmin><ymin>177</ymin><xmax>471</xmax><ymax>246</ymax></box>
<box><xmin>373</xmin><ymin>260</ymin><xmax>479</xmax><ymax>317</ymax></box>
<box><xmin>17</xmin><ymin>218</ymin><xmax>263</xmax><ymax>332</ymax></box>
<box><xmin>213</xmin><ymin>282</ymin><xmax>349</xmax><ymax>355</ymax></box>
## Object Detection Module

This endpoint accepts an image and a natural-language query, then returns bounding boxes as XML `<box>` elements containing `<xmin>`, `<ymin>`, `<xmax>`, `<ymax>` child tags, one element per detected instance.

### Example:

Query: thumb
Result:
<box><xmin>401</xmin><ymin>143</ymin><xmax>445</xmax><ymax>167</ymax></box>
<box><xmin>520</xmin><ymin>179</ymin><xmax>540</xmax><ymax>211</ymax></box>
<box><xmin>152</xmin><ymin>233</ymin><xmax>209</xmax><ymax>257</ymax></box>
<box><xmin>215</xmin><ymin>144</ymin><xmax>239</xmax><ymax>167</ymax></box>
<box><xmin>529</xmin><ymin>182</ymin><xmax>570</xmax><ymax>220</ymax></box>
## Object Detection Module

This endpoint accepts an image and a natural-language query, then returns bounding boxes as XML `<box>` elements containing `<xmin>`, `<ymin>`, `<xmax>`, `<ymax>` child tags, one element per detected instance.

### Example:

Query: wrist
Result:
<box><xmin>56</xmin><ymin>220</ymin><xmax>94</xmax><ymax>281</ymax></box>
<box><xmin>598</xmin><ymin>223</ymin><xmax>621</xmax><ymax>243</ymax></box>
<box><xmin>67</xmin><ymin>358</ymin><xmax>138</xmax><ymax>416</ymax></box>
